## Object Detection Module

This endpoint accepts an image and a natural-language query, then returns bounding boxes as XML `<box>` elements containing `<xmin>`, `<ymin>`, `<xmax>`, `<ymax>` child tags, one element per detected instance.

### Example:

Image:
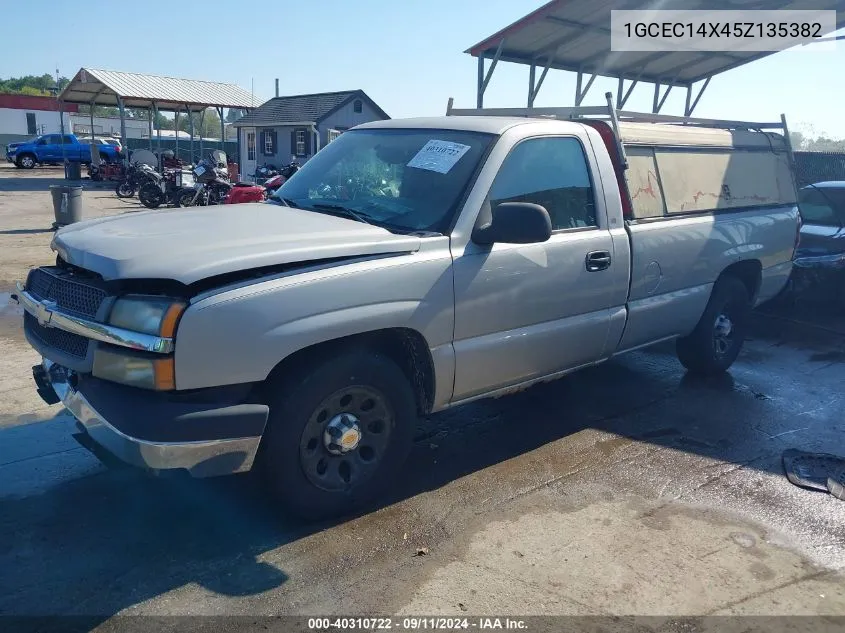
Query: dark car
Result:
<box><xmin>790</xmin><ymin>181</ymin><xmax>845</xmax><ymax>309</ymax></box>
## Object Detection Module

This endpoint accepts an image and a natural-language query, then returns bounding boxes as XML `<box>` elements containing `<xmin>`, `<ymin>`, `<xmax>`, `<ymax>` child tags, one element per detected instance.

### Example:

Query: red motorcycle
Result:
<box><xmin>223</xmin><ymin>161</ymin><xmax>299</xmax><ymax>205</ymax></box>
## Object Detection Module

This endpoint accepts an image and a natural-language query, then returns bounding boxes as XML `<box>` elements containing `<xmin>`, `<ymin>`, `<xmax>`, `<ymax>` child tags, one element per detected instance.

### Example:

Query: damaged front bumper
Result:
<box><xmin>34</xmin><ymin>359</ymin><xmax>268</xmax><ymax>478</ymax></box>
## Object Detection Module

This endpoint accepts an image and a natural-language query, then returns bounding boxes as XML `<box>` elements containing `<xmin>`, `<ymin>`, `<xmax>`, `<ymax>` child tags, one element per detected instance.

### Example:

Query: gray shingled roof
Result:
<box><xmin>232</xmin><ymin>90</ymin><xmax>388</xmax><ymax>127</ymax></box>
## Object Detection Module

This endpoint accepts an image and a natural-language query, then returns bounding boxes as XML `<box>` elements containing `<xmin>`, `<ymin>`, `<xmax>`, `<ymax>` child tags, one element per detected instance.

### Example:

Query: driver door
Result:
<box><xmin>451</xmin><ymin>135</ymin><xmax>626</xmax><ymax>402</ymax></box>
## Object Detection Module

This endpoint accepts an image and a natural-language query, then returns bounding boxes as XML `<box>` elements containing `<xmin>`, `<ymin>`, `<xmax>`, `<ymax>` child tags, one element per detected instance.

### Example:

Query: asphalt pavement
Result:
<box><xmin>1</xmin><ymin>310</ymin><xmax>844</xmax><ymax>629</ymax></box>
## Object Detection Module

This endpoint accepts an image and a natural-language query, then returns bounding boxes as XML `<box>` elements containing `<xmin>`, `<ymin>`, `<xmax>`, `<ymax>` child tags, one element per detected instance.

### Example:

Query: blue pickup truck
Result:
<box><xmin>6</xmin><ymin>133</ymin><xmax>121</xmax><ymax>169</ymax></box>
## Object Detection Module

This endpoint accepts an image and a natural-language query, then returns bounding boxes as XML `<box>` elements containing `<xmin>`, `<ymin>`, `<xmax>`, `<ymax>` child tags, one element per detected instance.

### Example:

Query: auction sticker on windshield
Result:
<box><xmin>407</xmin><ymin>140</ymin><xmax>471</xmax><ymax>174</ymax></box>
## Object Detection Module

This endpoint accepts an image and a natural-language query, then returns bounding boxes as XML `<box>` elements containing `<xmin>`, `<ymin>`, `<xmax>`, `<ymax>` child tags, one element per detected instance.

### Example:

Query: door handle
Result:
<box><xmin>585</xmin><ymin>250</ymin><xmax>611</xmax><ymax>272</ymax></box>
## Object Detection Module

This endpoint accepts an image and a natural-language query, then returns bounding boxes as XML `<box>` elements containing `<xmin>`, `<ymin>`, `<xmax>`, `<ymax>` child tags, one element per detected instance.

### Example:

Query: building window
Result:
<box><xmin>296</xmin><ymin>130</ymin><xmax>306</xmax><ymax>156</ymax></box>
<box><xmin>353</xmin><ymin>100</ymin><xmax>362</xmax><ymax>114</ymax></box>
<box><xmin>264</xmin><ymin>131</ymin><xmax>273</xmax><ymax>154</ymax></box>
<box><xmin>26</xmin><ymin>113</ymin><xmax>37</xmax><ymax>135</ymax></box>
<box><xmin>247</xmin><ymin>132</ymin><xmax>256</xmax><ymax>161</ymax></box>
<box><xmin>327</xmin><ymin>129</ymin><xmax>342</xmax><ymax>144</ymax></box>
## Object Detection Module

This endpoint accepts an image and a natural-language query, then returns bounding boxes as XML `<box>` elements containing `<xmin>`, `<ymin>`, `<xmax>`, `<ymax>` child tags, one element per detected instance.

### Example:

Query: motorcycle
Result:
<box><xmin>255</xmin><ymin>163</ymin><xmax>280</xmax><ymax>180</ymax></box>
<box><xmin>176</xmin><ymin>152</ymin><xmax>233</xmax><ymax>207</ymax></box>
<box><xmin>223</xmin><ymin>160</ymin><xmax>300</xmax><ymax>205</ymax></box>
<box><xmin>115</xmin><ymin>163</ymin><xmax>159</xmax><ymax>198</ymax></box>
<box><xmin>138</xmin><ymin>168</ymin><xmax>183</xmax><ymax>209</ymax></box>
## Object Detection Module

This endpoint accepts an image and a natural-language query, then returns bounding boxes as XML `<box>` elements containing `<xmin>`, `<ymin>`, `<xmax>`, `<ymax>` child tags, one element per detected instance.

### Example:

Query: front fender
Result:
<box><xmin>173</xmin><ymin>242</ymin><xmax>455</xmax><ymax>397</ymax></box>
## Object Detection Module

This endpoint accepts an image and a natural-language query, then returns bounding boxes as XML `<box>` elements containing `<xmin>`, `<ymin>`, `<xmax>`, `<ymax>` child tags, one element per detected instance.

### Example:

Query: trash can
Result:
<box><xmin>49</xmin><ymin>185</ymin><xmax>83</xmax><ymax>228</ymax></box>
<box><xmin>65</xmin><ymin>161</ymin><xmax>82</xmax><ymax>180</ymax></box>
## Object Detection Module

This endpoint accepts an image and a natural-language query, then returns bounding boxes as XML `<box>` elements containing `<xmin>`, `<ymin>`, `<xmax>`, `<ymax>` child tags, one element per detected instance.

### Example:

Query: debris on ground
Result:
<box><xmin>414</xmin><ymin>547</ymin><xmax>429</xmax><ymax>557</ymax></box>
<box><xmin>783</xmin><ymin>449</ymin><xmax>845</xmax><ymax>500</ymax></box>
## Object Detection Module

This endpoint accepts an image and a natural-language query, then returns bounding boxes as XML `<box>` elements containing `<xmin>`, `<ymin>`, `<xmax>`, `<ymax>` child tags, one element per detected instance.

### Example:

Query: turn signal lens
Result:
<box><xmin>93</xmin><ymin>346</ymin><xmax>176</xmax><ymax>391</ymax></box>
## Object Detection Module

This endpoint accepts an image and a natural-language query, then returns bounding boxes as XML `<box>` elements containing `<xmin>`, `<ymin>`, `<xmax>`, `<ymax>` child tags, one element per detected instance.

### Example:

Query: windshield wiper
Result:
<box><xmin>310</xmin><ymin>203</ymin><xmax>375</xmax><ymax>225</ymax></box>
<box><xmin>268</xmin><ymin>194</ymin><xmax>297</xmax><ymax>207</ymax></box>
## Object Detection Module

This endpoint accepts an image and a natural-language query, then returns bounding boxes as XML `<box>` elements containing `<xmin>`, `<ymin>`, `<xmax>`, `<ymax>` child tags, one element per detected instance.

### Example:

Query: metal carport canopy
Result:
<box><xmin>58</xmin><ymin>68</ymin><xmax>256</xmax><ymax>111</ymax></box>
<box><xmin>57</xmin><ymin>68</ymin><xmax>256</xmax><ymax>165</ymax></box>
<box><xmin>467</xmin><ymin>0</ymin><xmax>845</xmax><ymax>113</ymax></box>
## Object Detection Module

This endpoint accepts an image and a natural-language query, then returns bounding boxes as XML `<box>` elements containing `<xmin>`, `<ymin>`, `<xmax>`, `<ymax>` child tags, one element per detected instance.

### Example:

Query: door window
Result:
<box><xmin>46</xmin><ymin>135</ymin><xmax>62</xmax><ymax>145</ymax></box>
<box><xmin>246</xmin><ymin>132</ymin><xmax>256</xmax><ymax>161</ymax></box>
<box><xmin>62</xmin><ymin>135</ymin><xmax>75</xmax><ymax>144</ymax></box>
<box><xmin>489</xmin><ymin>137</ymin><xmax>597</xmax><ymax>230</ymax></box>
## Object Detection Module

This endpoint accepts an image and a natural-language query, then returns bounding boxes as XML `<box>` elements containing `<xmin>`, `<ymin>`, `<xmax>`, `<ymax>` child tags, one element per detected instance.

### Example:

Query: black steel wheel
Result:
<box><xmin>677</xmin><ymin>276</ymin><xmax>750</xmax><ymax>374</ymax></box>
<box><xmin>259</xmin><ymin>349</ymin><xmax>416</xmax><ymax>521</ymax></box>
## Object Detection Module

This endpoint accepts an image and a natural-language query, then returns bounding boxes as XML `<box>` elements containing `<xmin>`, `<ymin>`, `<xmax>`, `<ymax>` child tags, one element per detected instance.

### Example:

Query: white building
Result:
<box><xmin>0</xmin><ymin>93</ymin><xmax>73</xmax><ymax>147</ymax></box>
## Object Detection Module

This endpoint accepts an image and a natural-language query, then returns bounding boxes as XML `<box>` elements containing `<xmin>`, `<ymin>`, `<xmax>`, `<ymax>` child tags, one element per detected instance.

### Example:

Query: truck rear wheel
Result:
<box><xmin>676</xmin><ymin>276</ymin><xmax>751</xmax><ymax>375</ymax></box>
<box><xmin>258</xmin><ymin>350</ymin><xmax>415</xmax><ymax>521</ymax></box>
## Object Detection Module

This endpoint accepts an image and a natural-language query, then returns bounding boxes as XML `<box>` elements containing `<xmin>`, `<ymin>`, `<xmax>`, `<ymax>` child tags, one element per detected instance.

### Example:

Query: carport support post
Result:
<box><xmin>198</xmin><ymin>108</ymin><xmax>205</xmax><ymax>159</ymax></box>
<box><xmin>477</xmin><ymin>56</ymin><xmax>484</xmax><ymax>108</ymax></box>
<box><xmin>90</xmin><ymin>105</ymin><xmax>95</xmax><ymax>144</ymax></box>
<box><xmin>528</xmin><ymin>64</ymin><xmax>536</xmax><ymax>108</ymax></box>
<box><xmin>59</xmin><ymin>100</ymin><xmax>68</xmax><ymax>178</ymax></box>
<box><xmin>218</xmin><ymin>107</ymin><xmax>225</xmax><ymax>151</ymax></box>
<box><xmin>174</xmin><ymin>110</ymin><xmax>180</xmax><ymax>161</ymax></box>
<box><xmin>147</xmin><ymin>106</ymin><xmax>153</xmax><ymax>150</ymax></box>
<box><xmin>116</xmin><ymin>96</ymin><xmax>127</xmax><ymax>164</ymax></box>
<box><xmin>187</xmin><ymin>106</ymin><xmax>195</xmax><ymax>163</ymax></box>
<box><xmin>153</xmin><ymin>102</ymin><xmax>162</xmax><ymax>170</ymax></box>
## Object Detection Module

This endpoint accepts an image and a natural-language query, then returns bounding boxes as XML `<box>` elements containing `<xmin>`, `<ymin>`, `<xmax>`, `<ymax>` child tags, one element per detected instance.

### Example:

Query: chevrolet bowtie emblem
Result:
<box><xmin>35</xmin><ymin>299</ymin><xmax>57</xmax><ymax>327</ymax></box>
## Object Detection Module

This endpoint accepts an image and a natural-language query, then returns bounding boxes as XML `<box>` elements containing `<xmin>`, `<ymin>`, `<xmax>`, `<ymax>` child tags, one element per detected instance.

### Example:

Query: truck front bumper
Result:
<box><xmin>35</xmin><ymin>359</ymin><xmax>269</xmax><ymax>478</ymax></box>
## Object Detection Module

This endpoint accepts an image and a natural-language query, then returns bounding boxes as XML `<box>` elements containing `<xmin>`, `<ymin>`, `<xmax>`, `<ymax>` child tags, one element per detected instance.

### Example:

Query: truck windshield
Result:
<box><xmin>270</xmin><ymin>128</ymin><xmax>495</xmax><ymax>234</ymax></box>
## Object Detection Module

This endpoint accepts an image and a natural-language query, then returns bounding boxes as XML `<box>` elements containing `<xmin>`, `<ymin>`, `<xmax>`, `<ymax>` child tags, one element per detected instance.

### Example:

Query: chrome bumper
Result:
<box><xmin>14</xmin><ymin>281</ymin><xmax>174</xmax><ymax>354</ymax></box>
<box><xmin>44</xmin><ymin>359</ymin><xmax>262</xmax><ymax>478</ymax></box>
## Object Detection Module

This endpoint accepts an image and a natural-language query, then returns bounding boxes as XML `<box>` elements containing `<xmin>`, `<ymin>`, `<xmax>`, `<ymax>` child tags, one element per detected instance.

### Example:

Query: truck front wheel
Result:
<box><xmin>676</xmin><ymin>276</ymin><xmax>751</xmax><ymax>375</ymax></box>
<box><xmin>17</xmin><ymin>153</ymin><xmax>36</xmax><ymax>169</ymax></box>
<box><xmin>258</xmin><ymin>350</ymin><xmax>415</xmax><ymax>520</ymax></box>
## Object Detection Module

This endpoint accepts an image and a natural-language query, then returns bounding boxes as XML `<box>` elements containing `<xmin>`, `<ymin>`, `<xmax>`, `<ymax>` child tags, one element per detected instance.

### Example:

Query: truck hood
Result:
<box><xmin>52</xmin><ymin>203</ymin><xmax>422</xmax><ymax>285</ymax></box>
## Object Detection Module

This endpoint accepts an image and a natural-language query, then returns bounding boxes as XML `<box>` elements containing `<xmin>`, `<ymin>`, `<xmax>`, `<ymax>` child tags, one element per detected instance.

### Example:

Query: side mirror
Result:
<box><xmin>472</xmin><ymin>202</ymin><xmax>552</xmax><ymax>245</ymax></box>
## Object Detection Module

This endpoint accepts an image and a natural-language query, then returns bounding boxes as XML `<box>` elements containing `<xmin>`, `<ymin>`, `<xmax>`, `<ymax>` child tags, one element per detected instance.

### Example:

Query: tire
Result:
<box><xmin>258</xmin><ymin>350</ymin><xmax>416</xmax><ymax>521</ymax></box>
<box><xmin>138</xmin><ymin>183</ymin><xmax>163</xmax><ymax>209</ymax></box>
<box><xmin>17</xmin><ymin>153</ymin><xmax>36</xmax><ymax>169</ymax></box>
<box><xmin>676</xmin><ymin>276</ymin><xmax>751</xmax><ymax>375</ymax></box>
<box><xmin>175</xmin><ymin>190</ymin><xmax>199</xmax><ymax>207</ymax></box>
<box><xmin>115</xmin><ymin>181</ymin><xmax>136</xmax><ymax>198</ymax></box>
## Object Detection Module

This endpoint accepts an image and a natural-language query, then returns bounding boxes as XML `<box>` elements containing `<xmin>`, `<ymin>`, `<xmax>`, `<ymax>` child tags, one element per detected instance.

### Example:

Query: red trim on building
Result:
<box><xmin>0</xmin><ymin>93</ymin><xmax>78</xmax><ymax>112</ymax></box>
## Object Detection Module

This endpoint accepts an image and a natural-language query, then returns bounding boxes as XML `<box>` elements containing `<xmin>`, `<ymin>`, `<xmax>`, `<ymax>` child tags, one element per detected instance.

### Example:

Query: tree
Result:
<box><xmin>0</xmin><ymin>73</ymin><xmax>69</xmax><ymax>95</ymax></box>
<box><xmin>225</xmin><ymin>108</ymin><xmax>245</xmax><ymax>123</ymax></box>
<box><xmin>176</xmin><ymin>107</ymin><xmax>222</xmax><ymax>138</ymax></box>
<box><xmin>78</xmin><ymin>104</ymin><xmax>120</xmax><ymax>117</ymax></box>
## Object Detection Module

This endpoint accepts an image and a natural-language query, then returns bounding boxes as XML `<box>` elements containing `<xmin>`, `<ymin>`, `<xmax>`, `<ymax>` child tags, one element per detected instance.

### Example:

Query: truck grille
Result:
<box><xmin>26</xmin><ymin>267</ymin><xmax>106</xmax><ymax>318</ymax></box>
<box><xmin>24</xmin><ymin>266</ymin><xmax>108</xmax><ymax>360</ymax></box>
<box><xmin>24</xmin><ymin>312</ymin><xmax>88</xmax><ymax>358</ymax></box>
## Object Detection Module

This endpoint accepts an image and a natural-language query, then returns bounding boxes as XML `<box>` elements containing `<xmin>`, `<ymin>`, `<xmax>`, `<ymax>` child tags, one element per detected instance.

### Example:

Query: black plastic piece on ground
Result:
<box><xmin>31</xmin><ymin>364</ymin><xmax>60</xmax><ymax>405</ymax></box>
<box><xmin>782</xmin><ymin>448</ymin><xmax>845</xmax><ymax>492</ymax></box>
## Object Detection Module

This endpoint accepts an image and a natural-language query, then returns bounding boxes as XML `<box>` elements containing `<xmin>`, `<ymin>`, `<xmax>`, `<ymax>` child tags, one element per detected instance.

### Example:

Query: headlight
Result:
<box><xmin>93</xmin><ymin>346</ymin><xmax>175</xmax><ymax>391</ymax></box>
<box><xmin>108</xmin><ymin>296</ymin><xmax>186</xmax><ymax>337</ymax></box>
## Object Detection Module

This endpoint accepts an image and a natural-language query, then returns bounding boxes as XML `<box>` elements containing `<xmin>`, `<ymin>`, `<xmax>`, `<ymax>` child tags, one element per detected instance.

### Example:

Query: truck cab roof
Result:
<box><xmin>354</xmin><ymin>116</ymin><xmax>570</xmax><ymax>135</ymax></box>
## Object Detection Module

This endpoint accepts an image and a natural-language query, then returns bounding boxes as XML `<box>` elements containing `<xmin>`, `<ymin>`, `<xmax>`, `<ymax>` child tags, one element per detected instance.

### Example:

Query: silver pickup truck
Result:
<box><xmin>13</xmin><ymin>96</ymin><xmax>801</xmax><ymax>519</ymax></box>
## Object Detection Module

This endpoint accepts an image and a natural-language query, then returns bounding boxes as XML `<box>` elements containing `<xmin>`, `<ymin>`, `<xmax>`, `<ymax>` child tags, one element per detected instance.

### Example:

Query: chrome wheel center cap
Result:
<box><xmin>324</xmin><ymin>413</ymin><xmax>362</xmax><ymax>455</ymax></box>
<box><xmin>715</xmin><ymin>314</ymin><xmax>733</xmax><ymax>338</ymax></box>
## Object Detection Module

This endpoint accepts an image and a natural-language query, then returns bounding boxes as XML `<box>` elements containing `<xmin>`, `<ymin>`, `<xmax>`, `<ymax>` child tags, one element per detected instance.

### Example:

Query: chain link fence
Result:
<box><xmin>793</xmin><ymin>151</ymin><xmax>845</xmax><ymax>188</ymax></box>
<box><xmin>124</xmin><ymin>138</ymin><xmax>238</xmax><ymax>165</ymax></box>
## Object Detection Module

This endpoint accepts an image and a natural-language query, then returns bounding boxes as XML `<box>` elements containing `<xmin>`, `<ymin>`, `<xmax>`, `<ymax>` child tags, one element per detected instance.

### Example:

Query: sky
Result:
<box><xmin>3</xmin><ymin>0</ymin><xmax>844</xmax><ymax>138</ymax></box>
